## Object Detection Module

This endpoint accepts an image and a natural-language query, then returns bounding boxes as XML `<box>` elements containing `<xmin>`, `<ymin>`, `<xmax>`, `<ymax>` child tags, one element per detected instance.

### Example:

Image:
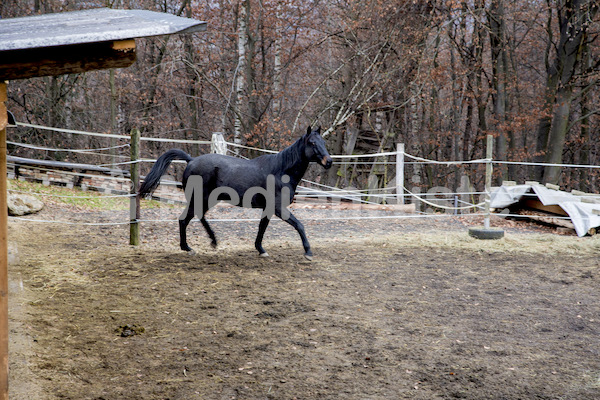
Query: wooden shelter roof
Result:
<box><xmin>0</xmin><ymin>8</ymin><xmax>206</xmax><ymax>80</ymax></box>
<box><xmin>0</xmin><ymin>8</ymin><xmax>206</xmax><ymax>51</ymax></box>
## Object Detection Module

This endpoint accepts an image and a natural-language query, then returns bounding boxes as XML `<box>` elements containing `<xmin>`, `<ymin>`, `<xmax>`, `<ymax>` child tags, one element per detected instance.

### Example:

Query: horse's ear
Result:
<box><xmin>316</xmin><ymin>126</ymin><xmax>321</xmax><ymax>134</ymax></box>
<box><xmin>306</xmin><ymin>126</ymin><xmax>311</xmax><ymax>136</ymax></box>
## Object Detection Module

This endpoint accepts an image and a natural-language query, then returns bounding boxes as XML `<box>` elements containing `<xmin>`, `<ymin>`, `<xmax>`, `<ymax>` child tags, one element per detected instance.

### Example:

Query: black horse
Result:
<box><xmin>138</xmin><ymin>126</ymin><xmax>332</xmax><ymax>260</ymax></box>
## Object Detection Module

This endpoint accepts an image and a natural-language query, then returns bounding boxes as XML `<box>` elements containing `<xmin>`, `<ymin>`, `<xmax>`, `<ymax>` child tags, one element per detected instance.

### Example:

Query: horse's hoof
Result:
<box><xmin>260</xmin><ymin>252</ymin><xmax>269</xmax><ymax>258</ymax></box>
<box><xmin>186</xmin><ymin>250</ymin><xmax>196</xmax><ymax>256</ymax></box>
<box><xmin>304</xmin><ymin>254</ymin><xmax>313</xmax><ymax>261</ymax></box>
<box><xmin>211</xmin><ymin>242</ymin><xmax>218</xmax><ymax>249</ymax></box>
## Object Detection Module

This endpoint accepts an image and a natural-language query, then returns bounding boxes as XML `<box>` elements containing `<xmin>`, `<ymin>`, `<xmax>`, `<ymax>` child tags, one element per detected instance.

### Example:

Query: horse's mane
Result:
<box><xmin>275</xmin><ymin>137</ymin><xmax>305</xmax><ymax>171</ymax></box>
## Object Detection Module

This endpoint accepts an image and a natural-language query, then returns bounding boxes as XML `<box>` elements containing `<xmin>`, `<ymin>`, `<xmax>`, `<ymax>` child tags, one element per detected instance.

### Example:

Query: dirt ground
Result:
<box><xmin>7</xmin><ymin>203</ymin><xmax>600</xmax><ymax>399</ymax></box>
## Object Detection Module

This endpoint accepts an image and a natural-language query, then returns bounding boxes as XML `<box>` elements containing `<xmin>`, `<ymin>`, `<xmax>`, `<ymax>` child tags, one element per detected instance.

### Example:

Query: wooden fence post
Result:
<box><xmin>130</xmin><ymin>128</ymin><xmax>140</xmax><ymax>245</ymax></box>
<box><xmin>211</xmin><ymin>132</ymin><xmax>227</xmax><ymax>155</ymax></box>
<box><xmin>484</xmin><ymin>134</ymin><xmax>493</xmax><ymax>229</ymax></box>
<box><xmin>396</xmin><ymin>143</ymin><xmax>404</xmax><ymax>204</ymax></box>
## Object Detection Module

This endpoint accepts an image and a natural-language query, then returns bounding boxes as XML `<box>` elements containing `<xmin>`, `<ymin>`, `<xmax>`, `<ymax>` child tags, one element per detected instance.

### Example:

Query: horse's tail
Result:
<box><xmin>138</xmin><ymin>149</ymin><xmax>193</xmax><ymax>198</ymax></box>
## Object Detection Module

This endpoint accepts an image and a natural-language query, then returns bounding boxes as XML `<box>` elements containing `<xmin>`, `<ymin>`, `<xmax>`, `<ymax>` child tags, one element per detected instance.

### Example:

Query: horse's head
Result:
<box><xmin>303</xmin><ymin>126</ymin><xmax>333</xmax><ymax>169</ymax></box>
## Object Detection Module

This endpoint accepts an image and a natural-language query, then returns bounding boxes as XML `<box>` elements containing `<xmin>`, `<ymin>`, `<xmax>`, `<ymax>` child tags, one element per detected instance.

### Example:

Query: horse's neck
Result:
<box><xmin>277</xmin><ymin>140</ymin><xmax>309</xmax><ymax>184</ymax></box>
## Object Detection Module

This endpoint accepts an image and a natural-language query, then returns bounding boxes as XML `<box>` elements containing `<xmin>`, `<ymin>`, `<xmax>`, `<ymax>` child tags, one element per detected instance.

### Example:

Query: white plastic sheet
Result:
<box><xmin>490</xmin><ymin>184</ymin><xmax>600</xmax><ymax>237</ymax></box>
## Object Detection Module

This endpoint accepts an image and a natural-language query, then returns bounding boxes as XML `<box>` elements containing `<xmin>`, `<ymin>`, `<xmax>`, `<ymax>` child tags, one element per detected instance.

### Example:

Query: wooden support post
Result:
<box><xmin>396</xmin><ymin>143</ymin><xmax>404</xmax><ymax>205</ymax></box>
<box><xmin>0</xmin><ymin>81</ymin><xmax>9</xmax><ymax>400</ymax></box>
<box><xmin>211</xmin><ymin>132</ymin><xmax>227</xmax><ymax>155</ymax></box>
<box><xmin>484</xmin><ymin>134</ymin><xmax>493</xmax><ymax>229</ymax></box>
<box><xmin>129</xmin><ymin>128</ymin><xmax>140</xmax><ymax>246</ymax></box>
<box><xmin>109</xmin><ymin>69</ymin><xmax>118</xmax><ymax>169</ymax></box>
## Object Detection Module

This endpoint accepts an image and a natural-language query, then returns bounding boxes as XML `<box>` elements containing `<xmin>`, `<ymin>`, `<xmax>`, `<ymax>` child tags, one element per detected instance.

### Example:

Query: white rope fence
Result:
<box><xmin>12</xmin><ymin>212</ymin><xmax>490</xmax><ymax>226</ymax></box>
<box><xmin>7</xmin><ymin>121</ymin><xmax>600</xmax><ymax>229</ymax></box>
<box><xmin>8</xmin><ymin>140</ymin><xmax>130</xmax><ymax>155</ymax></box>
<box><xmin>15</xmin><ymin>120</ymin><xmax>600</xmax><ymax>169</ymax></box>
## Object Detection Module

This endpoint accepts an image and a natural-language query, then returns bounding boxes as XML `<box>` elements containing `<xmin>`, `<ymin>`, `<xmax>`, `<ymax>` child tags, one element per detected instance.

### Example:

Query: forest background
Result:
<box><xmin>2</xmin><ymin>0</ymin><xmax>599</xmax><ymax>196</ymax></box>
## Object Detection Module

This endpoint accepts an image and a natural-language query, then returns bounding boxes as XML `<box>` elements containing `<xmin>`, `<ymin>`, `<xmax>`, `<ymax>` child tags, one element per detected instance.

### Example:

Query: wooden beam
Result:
<box><xmin>0</xmin><ymin>40</ymin><xmax>136</xmax><ymax>80</ymax></box>
<box><xmin>0</xmin><ymin>81</ymin><xmax>9</xmax><ymax>400</ymax></box>
<box><xmin>7</xmin><ymin>155</ymin><xmax>127</xmax><ymax>176</ymax></box>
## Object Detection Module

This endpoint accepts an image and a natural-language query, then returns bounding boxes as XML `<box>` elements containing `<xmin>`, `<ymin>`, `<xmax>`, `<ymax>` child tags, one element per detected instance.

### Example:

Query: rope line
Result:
<box><xmin>403</xmin><ymin>186</ymin><xmax>485</xmax><ymax>210</ymax></box>
<box><xmin>140</xmin><ymin>137</ymin><xmax>211</xmax><ymax>145</ymax></box>
<box><xmin>16</xmin><ymin>122</ymin><xmax>129</xmax><ymax>140</ymax></box>
<box><xmin>9</xmin><ymin>216</ymin><xmax>132</xmax><ymax>226</ymax></box>
<box><xmin>493</xmin><ymin>160</ymin><xmax>600</xmax><ymax>169</ymax></box>
<box><xmin>12</xmin><ymin>121</ymin><xmax>600</xmax><ymax>170</ymax></box>
<box><xmin>8</xmin><ymin>141</ymin><xmax>130</xmax><ymax>155</ymax></box>
<box><xmin>16</xmin><ymin>209</ymin><xmax>590</xmax><ymax>227</ymax></box>
<box><xmin>15</xmin><ymin>211</ymin><xmax>585</xmax><ymax>226</ymax></box>
<box><xmin>223</xmin><ymin>142</ymin><xmax>278</xmax><ymax>154</ymax></box>
<box><xmin>404</xmin><ymin>153</ymin><xmax>491</xmax><ymax>165</ymax></box>
<box><xmin>135</xmin><ymin>212</ymin><xmax>488</xmax><ymax>224</ymax></box>
<box><xmin>15</xmin><ymin>122</ymin><xmax>211</xmax><ymax>145</ymax></box>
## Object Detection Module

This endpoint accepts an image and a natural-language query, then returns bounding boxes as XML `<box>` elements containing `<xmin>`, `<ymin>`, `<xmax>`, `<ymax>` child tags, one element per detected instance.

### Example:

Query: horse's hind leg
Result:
<box><xmin>179</xmin><ymin>202</ymin><xmax>195</xmax><ymax>253</ymax></box>
<box><xmin>200</xmin><ymin>215</ymin><xmax>217</xmax><ymax>248</ymax></box>
<box><xmin>254</xmin><ymin>215</ymin><xmax>271</xmax><ymax>256</ymax></box>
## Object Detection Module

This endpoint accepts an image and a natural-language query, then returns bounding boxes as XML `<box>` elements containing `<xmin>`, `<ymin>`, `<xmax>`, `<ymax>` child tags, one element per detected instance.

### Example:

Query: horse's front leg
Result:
<box><xmin>255</xmin><ymin>215</ymin><xmax>271</xmax><ymax>257</ymax></box>
<box><xmin>277</xmin><ymin>209</ymin><xmax>312</xmax><ymax>260</ymax></box>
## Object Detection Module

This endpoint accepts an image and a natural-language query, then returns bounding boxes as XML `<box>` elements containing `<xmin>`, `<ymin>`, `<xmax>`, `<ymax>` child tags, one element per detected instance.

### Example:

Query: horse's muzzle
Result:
<box><xmin>322</xmin><ymin>156</ymin><xmax>333</xmax><ymax>169</ymax></box>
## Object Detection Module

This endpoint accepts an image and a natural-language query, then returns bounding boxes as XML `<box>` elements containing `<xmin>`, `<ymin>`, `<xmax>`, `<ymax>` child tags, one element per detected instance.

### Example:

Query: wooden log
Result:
<box><xmin>7</xmin><ymin>155</ymin><xmax>128</xmax><ymax>176</ymax></box>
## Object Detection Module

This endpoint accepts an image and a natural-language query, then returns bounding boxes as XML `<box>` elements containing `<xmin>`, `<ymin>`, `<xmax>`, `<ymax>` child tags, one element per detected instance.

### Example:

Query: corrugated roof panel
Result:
<box><xmin>0</xmin><ymin>8</ymin><xmax>206</xmax><ymax>51</ymax></box>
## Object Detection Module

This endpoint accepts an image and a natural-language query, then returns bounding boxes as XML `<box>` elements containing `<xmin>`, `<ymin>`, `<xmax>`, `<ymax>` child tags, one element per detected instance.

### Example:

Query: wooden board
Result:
<box><xmin>522</xmin><ymin>198</ymin><xmax>569</xmax><ymax>216</ymax></box>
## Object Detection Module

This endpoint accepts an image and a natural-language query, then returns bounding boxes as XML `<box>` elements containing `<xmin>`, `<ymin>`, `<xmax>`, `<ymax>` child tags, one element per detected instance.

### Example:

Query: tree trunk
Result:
<box><xmin>489</xmin><ymin>0</ymin><xmax>508</xmax><ymax>181</ymax></box>
<box><xmin>184</xmin><ymin>0</ymin><xmax>201</xmax><ymax>157</ymax></box>
<box><xmin>542</xmin><ymin>0</ymin><xmax>598</xmax><ymax>184</ymax></box>
<box><xmin>578</xmin><ymin>39</ymin><xmax>591</xmax><ymax>191</ymax></box>
<box><xmin>474</xmin><ymin>3</ymin><xmax>488</xmax><ymax>164</ymax></box>
<box><xmin>272</xmin><ymin>1</ymin><xmax>283</xmax><ymax>118</ymax></box>
<box><xmin>533</xmin><ymin>2</ymin><xmax>558</xmax><ymax>181</ymax></box>
<box><xmin>543</xmin><ymin>90</ymin><xmax>572</xmax><ymax>184</ymax></box>
<box><xmin>234</xmin><ymin>0</ymin><xmax>250</xmax><ymax>154</ymax></box>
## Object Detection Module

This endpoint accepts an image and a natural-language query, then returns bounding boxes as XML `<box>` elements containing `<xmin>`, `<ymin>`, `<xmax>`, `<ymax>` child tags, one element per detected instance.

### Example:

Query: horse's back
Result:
<box><xmin>185</xmin><ymin>153</ymin><xmax>272</xmax><ymax>188</ymax></box>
